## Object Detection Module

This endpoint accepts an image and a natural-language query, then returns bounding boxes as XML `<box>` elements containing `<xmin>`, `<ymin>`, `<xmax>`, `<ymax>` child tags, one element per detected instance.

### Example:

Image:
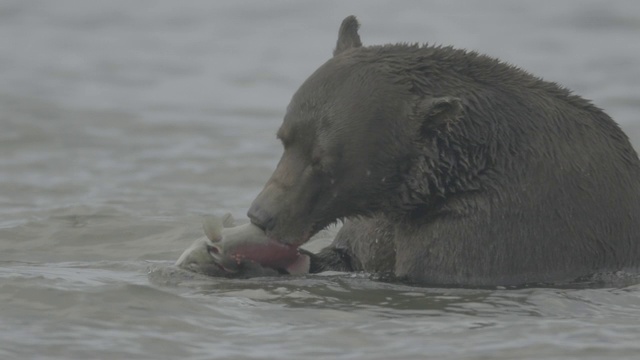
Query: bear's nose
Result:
<box><xmin>247</xmin><ymin>204</ymin><xmax>275</xmax><ymax>232</ymax></box>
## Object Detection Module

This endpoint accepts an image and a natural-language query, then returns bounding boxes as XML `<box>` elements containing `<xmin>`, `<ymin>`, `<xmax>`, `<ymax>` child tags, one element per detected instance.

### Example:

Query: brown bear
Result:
<box><xmin>244</xmin><ymin>16</ymin><xmax>640</xmax><ymax>287</ymax></box>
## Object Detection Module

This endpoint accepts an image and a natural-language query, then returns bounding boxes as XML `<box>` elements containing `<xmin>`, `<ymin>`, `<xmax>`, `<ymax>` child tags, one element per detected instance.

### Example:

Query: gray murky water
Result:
<box><xmin>2</xmin><ymin>1</ymin><xmax>640</xmax><ymax>359</ymax></box>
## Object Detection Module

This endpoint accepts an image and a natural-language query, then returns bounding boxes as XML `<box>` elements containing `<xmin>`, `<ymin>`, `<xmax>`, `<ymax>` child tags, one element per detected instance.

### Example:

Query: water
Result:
<box><xmin>1</xmin><ymin>1</ymin><xmax>640</xmax><ymax>359</ymax></box>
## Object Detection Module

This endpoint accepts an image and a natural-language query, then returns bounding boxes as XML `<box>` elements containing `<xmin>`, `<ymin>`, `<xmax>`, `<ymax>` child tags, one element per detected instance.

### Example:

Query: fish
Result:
<box><xmin>176</xmin><ymin>215</ymin><xmax>310</xmax><ymax>277</ymax></box>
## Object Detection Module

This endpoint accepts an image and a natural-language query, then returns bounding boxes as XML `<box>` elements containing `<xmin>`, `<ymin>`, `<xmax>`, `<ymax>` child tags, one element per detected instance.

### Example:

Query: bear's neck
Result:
<box><xmin>394</xmin><ymin>128</ymin><xmax>492</xmax><ymax>218</ymax></box>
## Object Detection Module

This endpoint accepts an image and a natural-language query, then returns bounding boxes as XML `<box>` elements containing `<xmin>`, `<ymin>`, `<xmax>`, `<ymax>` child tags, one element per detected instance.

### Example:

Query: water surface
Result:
<box><xmin>2</xmin><ymin>1</ymin><xmax>640</xmax><ymax>359</ymax></box>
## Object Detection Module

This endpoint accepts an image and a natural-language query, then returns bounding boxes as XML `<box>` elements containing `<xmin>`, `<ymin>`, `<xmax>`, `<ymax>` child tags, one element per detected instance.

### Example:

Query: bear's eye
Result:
<box><xmin>311</xmin><ymin>152</ymin><xmax>332</xmax><ymax>174</ymax></box>
<box><xmin>311</xmin><ymin>155</ymin><xmax>322</xmax><ymax>169</ymax></box>
<box><xmin>311</xmin><ymin>156</ymin><xmax>337</xmax><ymax>180</ymax></box>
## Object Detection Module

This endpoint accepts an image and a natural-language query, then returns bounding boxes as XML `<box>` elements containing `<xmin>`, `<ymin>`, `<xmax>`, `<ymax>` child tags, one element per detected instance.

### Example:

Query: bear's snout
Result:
<box><xmin>247</xmin><ymin>201</ymin><xmax>276</xmax><ymax>232</ymax></box>
<box><xmin>248</xmin><ymin>188</ymin><xmax>310</xmax><ymax>246</ymax></box>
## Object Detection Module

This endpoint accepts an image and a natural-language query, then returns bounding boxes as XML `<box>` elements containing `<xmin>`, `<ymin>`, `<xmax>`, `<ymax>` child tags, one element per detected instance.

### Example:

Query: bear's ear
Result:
<box><xmin>334</xmin><ymin>16</ymin><xmax>362</xmax><ymax>56</ymax></box>
<box><xmin>415</xmin><ymin>96</ymin><xmax>463</xmax><ymax>131</ymax></box>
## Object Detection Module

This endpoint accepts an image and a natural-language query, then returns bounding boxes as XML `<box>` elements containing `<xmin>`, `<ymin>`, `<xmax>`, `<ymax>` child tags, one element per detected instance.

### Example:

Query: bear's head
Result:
<box><xmin>248</xmin><ymin>16</ymin><xmax>462</xmax><ymax>246</ymax></box>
